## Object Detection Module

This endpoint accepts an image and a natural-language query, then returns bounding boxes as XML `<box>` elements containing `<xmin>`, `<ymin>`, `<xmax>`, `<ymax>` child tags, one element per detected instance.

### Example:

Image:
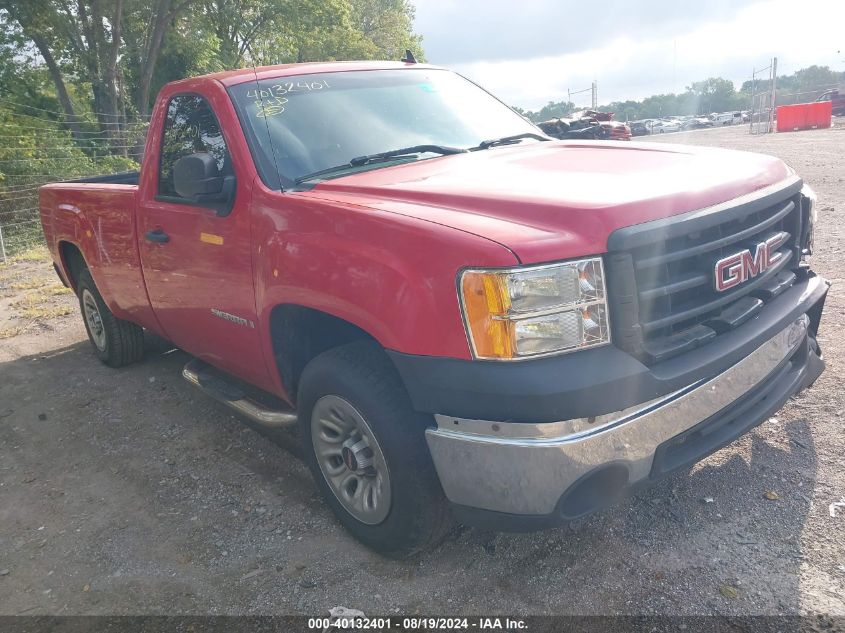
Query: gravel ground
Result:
<box><xmin>0</xmin><ymin>123</ymin><xmax>843</xmax><ymax>617</ymax></box>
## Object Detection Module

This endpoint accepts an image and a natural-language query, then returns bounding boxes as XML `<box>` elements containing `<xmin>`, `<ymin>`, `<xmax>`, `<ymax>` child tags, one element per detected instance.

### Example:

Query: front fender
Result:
<box><xmin>251</xmin><ymin>189</ymin><xmax>518</xmax><ymax>394</ymax></box>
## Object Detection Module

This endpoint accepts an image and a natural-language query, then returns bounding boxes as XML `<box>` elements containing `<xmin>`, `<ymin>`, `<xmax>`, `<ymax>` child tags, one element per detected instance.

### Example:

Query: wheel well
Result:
<box><xmin>58</xmin><ymin>242</ymin><xmax>86</xmax><ymax>290</ymax></box>
<box><xmin>270</xmin><ymin>305</ymin><xmax>377</xmax><ymax>403</ymax></box>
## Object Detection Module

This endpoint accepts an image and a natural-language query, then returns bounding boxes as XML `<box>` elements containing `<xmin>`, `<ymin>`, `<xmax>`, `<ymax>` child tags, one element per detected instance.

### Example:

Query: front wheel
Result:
<box><xmin>77</xmin><ymin>269</ymin><xmax>145</xmax><ymax>368</ymax></box>
<box><xmin>298</xmin><ymin>341</ymin><xmax>452</xmax><ymax>558</ymax></box>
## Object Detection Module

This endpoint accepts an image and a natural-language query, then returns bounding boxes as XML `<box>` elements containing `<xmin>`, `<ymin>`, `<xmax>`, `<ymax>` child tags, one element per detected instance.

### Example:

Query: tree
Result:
<box><xmin>0</xmin><ymin>0</ymin><xmax>425</xmax><ymax>158</ymax></box>
<box><xmin>129</xmin><ymin>0</ymin><xmax>194</xmax><ymax>116</ymax></box>
<box><xmin>0</xmin><ymin>3</ymin><xmax>85</xmax><ymax>139</ymax></box>
<box><xmin>243</xmin><ymin>0</ymin><xmax>424</xmax><ymax>64</ymax></box>
<box><xmin>201</xmin><ymin>0</ymin><xmax>350</xmax><ymax>67</ymax></box>
<box><xmin>351</xmin><ymin>0</ymin><xmax>423</xmax><ymax>61</ymax></box>
<box><xmin>685</xmin><ymin>77</ymin><xmax>741</xmax><ymax>114</ymax></box>
<box><xmin>0</xmin><ymin>0</ymin><xmax>128</xmax><ymax>143</ymax></box>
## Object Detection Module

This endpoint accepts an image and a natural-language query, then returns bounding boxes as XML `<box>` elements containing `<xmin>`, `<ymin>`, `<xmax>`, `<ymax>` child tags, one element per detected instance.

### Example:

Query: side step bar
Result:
<box><xmin>182</xmin><ymin>359</ymin><xmax>297</xmax><ymax>428</ymax></box>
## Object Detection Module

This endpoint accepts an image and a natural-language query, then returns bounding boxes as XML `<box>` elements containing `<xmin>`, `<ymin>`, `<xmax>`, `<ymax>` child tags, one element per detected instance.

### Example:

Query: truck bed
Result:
<box><xmin>64</xmin><ymin>171</ymin><xmax>140</xmax><ymax>185</ymax></box>
<box><xmin>38</xmin><ymin>179</ymin><xmax>159</xmax><ymax>332</ymax></box>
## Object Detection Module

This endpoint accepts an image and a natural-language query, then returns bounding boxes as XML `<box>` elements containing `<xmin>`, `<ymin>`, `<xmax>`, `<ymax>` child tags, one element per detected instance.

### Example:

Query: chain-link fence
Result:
<box><xmin>749</xmin><ymin>59</ymin><xmax>776</xmax><ymax>135</ymax></box>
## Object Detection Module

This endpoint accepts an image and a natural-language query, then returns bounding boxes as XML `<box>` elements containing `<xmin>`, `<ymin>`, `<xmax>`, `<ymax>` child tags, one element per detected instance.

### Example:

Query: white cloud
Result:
<box><xmin>418</xmin><ymin>0</ymin><xmax>845</xmax><ymax>110</ymax></box>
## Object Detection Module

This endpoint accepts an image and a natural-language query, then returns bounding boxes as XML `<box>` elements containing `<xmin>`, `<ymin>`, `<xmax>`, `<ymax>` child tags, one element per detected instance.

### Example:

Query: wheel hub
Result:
<box><xmin>311</xmin><ymin>395</ymin><xmax>392</xmax><ymax>525</ymax></box>
<box><xmin>81</xmin><ymin>289</ymin><xmax>107</xmax><ymax>352</ymax></box>
<box><xmin>341</xmin><ymin>437</ymin><xmax>374</xmax><ymax>474</ymax></box>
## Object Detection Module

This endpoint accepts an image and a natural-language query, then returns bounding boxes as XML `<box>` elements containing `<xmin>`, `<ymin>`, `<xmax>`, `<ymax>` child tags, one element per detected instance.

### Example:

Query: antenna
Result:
<box><xmin>401</xmin><ymin>49</ymin><xmax>417</xmax><ymax>64</ymax></box>
<box><xmin>249</xmin><ymin>55</ymin><xmax>284</xmax><ymax>191</ymax></box>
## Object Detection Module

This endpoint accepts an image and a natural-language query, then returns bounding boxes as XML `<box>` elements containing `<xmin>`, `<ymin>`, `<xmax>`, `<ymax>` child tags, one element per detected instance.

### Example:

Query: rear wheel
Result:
<box><xmin>298</xmin><ymin>341</ymin><xmax>452</xmax><ymax>558</ymax></box>
<box><xmin>77</xmin><ymin>269</ymin><xmax>144</xmax><ymax>368</ymax></box>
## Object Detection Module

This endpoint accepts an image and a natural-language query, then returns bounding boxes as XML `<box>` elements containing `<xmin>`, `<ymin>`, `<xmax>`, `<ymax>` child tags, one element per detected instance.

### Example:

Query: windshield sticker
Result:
<box><xmin>246</xmin><ymin>80</ymin><xmax>330</xmax><ymax>100</ymax></box>
<box><xmin>254</xmin><ymin>97</ymin><xmax>288</xmax><ymax>118</ymax></box>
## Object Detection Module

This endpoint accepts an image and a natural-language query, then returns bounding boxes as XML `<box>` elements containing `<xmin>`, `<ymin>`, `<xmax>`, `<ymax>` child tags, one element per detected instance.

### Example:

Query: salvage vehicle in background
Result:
<box><xmin>629</xmin><ymin>121</ymin><xmax>651</xmax><ymax>136</ymax></box>
<box><xmin>538</xmin><ymin>110</ymin><xmax>631</xmax><ymax>141</ymax></box>
<box><xmin>682</xmin><ymin>117</ymin><xmax>715</xmax><ymax>130</ymax></box>
<box><xmin>816</xmin><ymin>89</ymin><xmax>845</xmax><ymax>116</ymax></box>
<box><xmin>39</xmin><ymin>60</ymin><xmax>828</xmax><ymax>557</ymax></box>
<box><xmin>537</xmin><ymin>119</ymin><xmax>605</xmax><ymax>140</ymax></box>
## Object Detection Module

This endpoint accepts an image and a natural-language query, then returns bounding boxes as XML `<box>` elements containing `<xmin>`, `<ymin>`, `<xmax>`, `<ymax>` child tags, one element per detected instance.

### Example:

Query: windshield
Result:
<box><xmin>228</xmin><ymin>68</ymin><xmax>539</xmax><ymax>188</ymax></box>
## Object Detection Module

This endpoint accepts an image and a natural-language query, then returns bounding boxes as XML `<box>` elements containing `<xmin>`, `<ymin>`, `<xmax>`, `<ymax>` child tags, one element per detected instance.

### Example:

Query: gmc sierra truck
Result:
<box><xmin>39</xmin><ymin>60</ymin><xmax>828</xmax><ymax>557</ymax></box>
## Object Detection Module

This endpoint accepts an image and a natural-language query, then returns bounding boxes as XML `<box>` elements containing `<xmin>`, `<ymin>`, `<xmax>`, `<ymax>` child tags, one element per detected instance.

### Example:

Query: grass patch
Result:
<box><xmin>10</xmin><ymin>278</ymin><xmax>51</xmax><ymax>290</ymax></box>
<box><xmin>0</xmin><ymin>247</ymin><xmax>74</xmax><ymax>338</ymax></box>
<box><xmin>0</xmin><ymin>325</ymin><xmax>25</xmax><ymax>339</ymax></box>
<box><xmin>16</xmin><ymin>304</ymin><xmax>75</xmax><ymax>319</ymax></box>
<box><xmin>7</xmin><ymin>279</ymin><xmax>69</xmax><ymax>294</ymax></box>
<box><xmin>8</xmin><ymin>245</ymin><xmax>50</xmax><ymax>264</ymax></box>
<box><xmin>11</xmin><ymin>286</ymin><xmax>76</xmax><ymax>320</ymax></box>
<box><xmin>0</xmin><ymin>268</ymin><xmax>20</xmax><ymax>283</ymax></box>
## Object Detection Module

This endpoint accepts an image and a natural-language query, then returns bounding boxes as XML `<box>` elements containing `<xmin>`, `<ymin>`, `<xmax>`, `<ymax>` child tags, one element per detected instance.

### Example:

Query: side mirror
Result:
<box><xmin>173</xmin><ymin>152</ymin><xmax>235</xmax><ymax>215</ymax></box>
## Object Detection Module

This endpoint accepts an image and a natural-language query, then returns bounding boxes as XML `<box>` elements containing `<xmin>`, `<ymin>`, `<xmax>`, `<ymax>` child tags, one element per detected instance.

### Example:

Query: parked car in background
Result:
<box><xmin>538</xmin><ymin>111</ymin><xmax>631</xmax><ymax>141</ymax></box>
<box><xmin>537</xmin><ymin>118</ymin><xmax>605</xmax><ymax>140</ymax></box>
<box><xmin>710</xmin><ymin>111</ymin><xmax>743</xmax><ymax>126</ymax></box>
<box><xmin>681</xmin><ymin>117</ymin><xmax>714</xmax><ymax>131</ymax></box>
<box><xmin>599</xmin><ymin>119</ymin><xmax>632</xmax><ymax>140</ymax></box>
<box><xmin>570</xmin><ymin>110</ymin><xmax>631</xmax><ymax>140</ymax></box>
<box><xmin>651</xmin><ymin>119</ymin><xmax>681</xmax><ymax>133</ymax></box>
<box><xmin>816</xmin><ymin>89</ymin><xmax>845</xmax><ymax>116</ymax></box>
<box><xmin>630</xmin><ymin>120</ymin><xmax>651</xmax><ymax>136</ymax></box>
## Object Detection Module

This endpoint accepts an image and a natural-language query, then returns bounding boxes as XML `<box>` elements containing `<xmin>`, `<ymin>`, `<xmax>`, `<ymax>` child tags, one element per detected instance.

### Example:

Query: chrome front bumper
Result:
<box><xmin>425</xmin><ymin>316</ymin><xmax>813</xmax><ymax>517</ymax></box>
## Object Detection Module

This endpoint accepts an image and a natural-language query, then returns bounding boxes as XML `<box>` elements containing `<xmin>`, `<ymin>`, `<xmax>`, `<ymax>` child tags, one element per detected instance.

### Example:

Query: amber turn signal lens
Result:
<box><xmin>460</xmin><ymin>271</ymin><xmax>514</xmax><ymax>359</ymax></box>
<box><xmin>459</xmin><ymin>258</ymin><xmax>610</xmax><ymax>360</ymax></box>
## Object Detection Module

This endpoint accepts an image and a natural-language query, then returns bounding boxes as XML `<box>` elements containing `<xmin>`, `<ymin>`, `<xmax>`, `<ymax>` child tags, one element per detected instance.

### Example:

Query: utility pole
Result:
<box><xmin>769</xmin><ymin>57</ymin><xmax>778</xmax><ymax>133</ymax></box>
<box><xmin>673</xmin><ymin>39</ymin><xmax>677</xmax><ymax>93</ymax></box>
<box><xmin>567</xmin><ymin>86</ymin><xmax>592</xmax><ymax>112</ymax></box>
<box><xmin>591</xmin><ymin>81</ymin><xmax>597</xmax><ymax>109</ymax></box>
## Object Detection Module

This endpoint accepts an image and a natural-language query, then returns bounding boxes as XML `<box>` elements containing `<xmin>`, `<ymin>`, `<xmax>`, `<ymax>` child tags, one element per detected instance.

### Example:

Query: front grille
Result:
<box><xmin>606</xmin><ymin>181</ymin><xmax>806</xmax><ymax>364</ymax></box>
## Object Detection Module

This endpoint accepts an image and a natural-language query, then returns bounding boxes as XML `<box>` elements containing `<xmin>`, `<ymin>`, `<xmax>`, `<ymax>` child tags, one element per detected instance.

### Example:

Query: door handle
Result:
<box><xmin>145</xmin><ymin>228</ymin><xmax>170</xmax><ymax>243</ymax></box>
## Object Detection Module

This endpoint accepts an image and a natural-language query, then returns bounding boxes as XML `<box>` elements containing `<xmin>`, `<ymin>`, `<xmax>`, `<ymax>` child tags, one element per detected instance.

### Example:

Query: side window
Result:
<box><xmin>158</xmin><ymin>95</ymin><xmax>231</xmax><ymax>198</ymax></box>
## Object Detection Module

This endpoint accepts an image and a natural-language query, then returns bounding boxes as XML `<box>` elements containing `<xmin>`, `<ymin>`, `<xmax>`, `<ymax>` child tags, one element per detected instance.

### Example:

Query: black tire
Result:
<box><xmin>76</xmin><ymin>268</ymin><xmax>145</xmax><ymax>368</ymax></box>
<box><xmin>298</xmin><ymin>341</ymin><xmax>452</xmax><ymax>558</ymax></box>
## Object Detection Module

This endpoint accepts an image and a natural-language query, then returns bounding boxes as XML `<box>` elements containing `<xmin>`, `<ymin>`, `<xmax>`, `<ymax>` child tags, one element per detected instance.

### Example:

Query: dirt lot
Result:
<box><xmin>1</xmin><ymin>124</ymin><xmax>843</xmax><ymax>617</ymax></box>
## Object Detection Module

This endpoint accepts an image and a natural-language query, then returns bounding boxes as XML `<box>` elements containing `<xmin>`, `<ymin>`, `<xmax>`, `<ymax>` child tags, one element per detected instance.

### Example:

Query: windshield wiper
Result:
<box><xmin>295</xmin><ymin>145</ymin><xmax>467</xmax><ymax>184</ymax></box>
<box><xmin>349</xmin><ymin>144</ymin><xmax>467</xmax><ymax>166</ymax></box>
<box><xmin>472</xmin><ymin>132</ymin><xmax>551</xmax><ymax>151</ymax></box>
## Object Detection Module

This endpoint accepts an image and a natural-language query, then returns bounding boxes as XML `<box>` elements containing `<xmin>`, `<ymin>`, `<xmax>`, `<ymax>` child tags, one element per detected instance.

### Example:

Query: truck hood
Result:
<box><xmin>305</xmin><ymin>140</ymin><xmax>794</xmax><ymax>263</ymax></box>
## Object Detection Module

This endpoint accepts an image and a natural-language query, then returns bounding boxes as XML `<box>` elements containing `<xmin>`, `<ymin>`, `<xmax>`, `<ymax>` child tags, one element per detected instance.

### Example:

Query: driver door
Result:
<box><xmin>137</xmin><ymin>92</ymin><xmax>268</xmax><ymax>387</ymax></box>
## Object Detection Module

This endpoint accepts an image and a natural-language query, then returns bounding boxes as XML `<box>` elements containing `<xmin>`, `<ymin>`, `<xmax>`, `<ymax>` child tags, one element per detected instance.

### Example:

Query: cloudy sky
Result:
<box><xmin>413</xmin><ymin>0</ymin><xmax>845</xmax><ymax>110</ymax></box>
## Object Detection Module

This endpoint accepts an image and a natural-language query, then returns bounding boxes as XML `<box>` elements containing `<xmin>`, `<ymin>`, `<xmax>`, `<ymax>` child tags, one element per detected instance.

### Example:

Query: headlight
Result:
<box><xmin>459</xmin><ymin>257</ymin><xmax>610</xmax><ymax>360</ymax></box>
<box><xmin>800</xmin><ymin>183</ymin><xmax>817</xmax><ymax>256</ymax></box>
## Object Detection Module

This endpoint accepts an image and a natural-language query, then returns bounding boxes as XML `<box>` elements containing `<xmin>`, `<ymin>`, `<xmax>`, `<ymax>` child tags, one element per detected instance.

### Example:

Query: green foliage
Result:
<box><xmin>0</xmin><ymin>0</ymin><xmax>421</xmax><ymax>257</ymax></box>
<box><xmin>0</xmin><ymin>0</ymin><xmax>423</xmax><ymax>243</ymax></box>
<box><xmin>529</xmin><ymin>101</ymin><xmax>577</xmax><ymax>122</ymax></box>
<box><xmin>0</xmin><ymin>0</ymin><xmax>425</xmax><ymax>136</ymax></box>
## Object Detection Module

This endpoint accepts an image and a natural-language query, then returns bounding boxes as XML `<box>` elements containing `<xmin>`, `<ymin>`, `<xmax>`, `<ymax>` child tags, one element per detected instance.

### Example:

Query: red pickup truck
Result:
<box><xmin>39</xmin><ymin>61</ymin><xmax>828</xmax><ymax>557</ymax></box>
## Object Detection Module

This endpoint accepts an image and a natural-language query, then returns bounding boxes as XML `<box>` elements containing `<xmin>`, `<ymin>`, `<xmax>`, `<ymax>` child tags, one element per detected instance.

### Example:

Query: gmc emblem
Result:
<box><xmin>714</xmin><ymin>232</ymin><xmax>790</xmax><ymax>292</ymax></box>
